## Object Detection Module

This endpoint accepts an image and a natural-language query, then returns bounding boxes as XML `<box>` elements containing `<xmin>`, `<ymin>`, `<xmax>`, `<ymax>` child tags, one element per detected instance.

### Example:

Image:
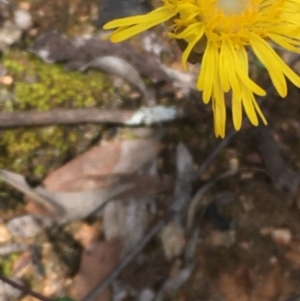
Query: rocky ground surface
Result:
<box><xmin>0</xmin><ymin>1</ymin><xmax>300</xmax><ymax>301</ymax></box>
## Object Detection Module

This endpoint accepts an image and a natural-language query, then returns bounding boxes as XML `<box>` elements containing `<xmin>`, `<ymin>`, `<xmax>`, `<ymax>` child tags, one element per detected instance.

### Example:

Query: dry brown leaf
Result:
<box><xmin>71</xmin><ymin>239</ymin><xmax>122</xmax><ymax>301</ymax></box>
<box><xmin>218</xmin><ymin>264</ymin><xmax>284</xmax><ymax>301</ymax></box>
<box><xmin>49</xmin><ymin>173</ymin><xmax>165</xmax><ymax>197</ymax></box>
<box><xmin>24</xmin><ymin>138</ymin><xmax>163</xmax><ymax>218</ymax></box>
<box><xmin>25</xmin><ymin>201</ymin><xmax>52</xmax><ymax>216</ymax></box>
<box><xmin>251</xmin><ymin>264</ymin><xmax>281</xmax><ymax>301</ymax></box>
<box><xmin>0</xmin><ymin>169</ymin><xmax>132</xmax><ymax>221</ymax></box>
<box><xmin>44</xmin><ymin>143</ymin><xmax>122</xmax><ymax>191</ymax></box>
<box><xmin>44</xmin><ymin>139</ymin><xmax>163</xmax><ymax>192</ymax></box>
<box><xmin>2</xmin><ymin>139</ymin><xmax>164</xmax><ymax>222</ymax></box>
<box><xmin>218</xmin><ymin>267</ymin><xmax>252</xmax><ymax>301</ymax></box>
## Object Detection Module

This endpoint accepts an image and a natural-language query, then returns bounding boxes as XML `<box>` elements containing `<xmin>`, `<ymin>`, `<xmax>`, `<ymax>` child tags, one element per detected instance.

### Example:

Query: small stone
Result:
<box><xmin>19</xmin><ymin>2</ymin><xmax>31</xmax><ymax>11</ymax></box>
<box><xmin>0</xmin><ymin>21</ymin><xmax>22</xmax><ymax>48</ymax></box>
<box><xmin>272</xmin><ymin>228</ymin><xmax>292</xmax><ymax>246</ymax></box>
<box><xmin>209</xmin><ymin>230</ymin><xmax>236</xmax><ymax>247</ymax></box>
<box><xmin>28</xmin><ymin>28</ymin><xmax>38</xmax><ymax>37</ymax></box>
<box><xmin>1</xmin><ymin>75</ymin><xmax>13</xmax><ymax>85</ymax></box>
<box><xmin>260</xmin><ymin>227</ymin><xmax>273</xmax><ymax>236</ymax></box>
<box><xmin>269</xmin><ymin>256</ymin><xmax>278</xmax><ymax>265</ymax></box>
<box><xmin>229</xmin><ymin>157</ymin><xmax>239</xmax><ymax>170</ymax></box>
<box><xmin>14</xmin><ymin>9</ymin><xmax>33</xmax><ymax>31</ymax></box>
<box><xmin>7</xmin><ymin>215</ymin><xmax>42</xmax><ymax>238</ymax></box>
<box><xmin>240</xmin><ymin>172</ymin><xmax>254</xmax><ymax>180</ymax></box>
<box><xmin>137</xmin><ymin>289</ymin><xmax>155</xmax><ymax>301</ymax></box>
<box><xmin>78</xmin><ymin>16</ymin><xmax>89</xmax><ymax>22</ymax></box>
<box><xmin>74</xmin><ymin>222</ymin><xmax>99</xmax><ymax>248</ymax></box>
<box><xmin>239</xmin><ymin>241</ymin><xmax>251</xmax><ymax>250</ymax></box>
<box><xmin>0</xmin><ymin>223</ymin><xmax>11</xmax><ymax>243</ymax></box>
<box><xmin>160</xmin><ymin>221</ymin><xmax>186</xmax><ymax>260</ymax></box>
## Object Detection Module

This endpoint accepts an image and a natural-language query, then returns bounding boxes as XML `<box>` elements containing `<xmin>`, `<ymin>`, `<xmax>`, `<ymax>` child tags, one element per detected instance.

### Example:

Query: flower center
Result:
<box><xmin>216</xmin><ymin>0</ymin><xmax>250</xmax><ymax>15</ymax></box>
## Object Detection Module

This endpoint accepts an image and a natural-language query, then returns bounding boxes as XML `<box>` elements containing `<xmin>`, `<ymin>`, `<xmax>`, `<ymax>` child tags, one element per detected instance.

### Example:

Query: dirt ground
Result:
<box><xmin>1</xmin><ymin>1</ymin><xmax>300</xmax><ymax>301</ymax></box>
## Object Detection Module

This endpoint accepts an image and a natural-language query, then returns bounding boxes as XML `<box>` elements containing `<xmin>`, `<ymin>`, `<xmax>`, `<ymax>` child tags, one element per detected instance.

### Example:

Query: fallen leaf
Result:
<box><xmin>251</xmin><ymin>264</ymin><xmax>282</xmax><ymax>300</ymax></box>
<box><xmin>43</xmin><ymin>139</ymin><xmax>163</xmax><ymax>192</ymax></box>
<box><xmin>218</xmin><ymin>269</ymin><xmax>249</xmax><ymax>301</ymax></box>
<box><xmin>71</xmin><ymin>239</ymin><xmax>122</xmax><ymax>301</ymax></box>
<box><xmin>0</xmin><ymin>169</ymin><xmax>132</xmax><ymax>221</ymax></box>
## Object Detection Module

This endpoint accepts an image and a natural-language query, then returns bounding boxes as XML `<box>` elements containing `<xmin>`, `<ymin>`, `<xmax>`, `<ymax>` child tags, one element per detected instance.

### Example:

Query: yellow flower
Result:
<box><xmin>103</xmin><ymin>0</ymin><xmax>300</xmax><ymax>138</ymax></box>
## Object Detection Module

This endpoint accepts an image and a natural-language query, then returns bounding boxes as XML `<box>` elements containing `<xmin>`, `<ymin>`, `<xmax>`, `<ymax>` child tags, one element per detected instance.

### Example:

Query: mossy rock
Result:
<box><xmin>0</xmin><ymin>50</ymin><xmax>117</xmax><ymax>178</ymax></box>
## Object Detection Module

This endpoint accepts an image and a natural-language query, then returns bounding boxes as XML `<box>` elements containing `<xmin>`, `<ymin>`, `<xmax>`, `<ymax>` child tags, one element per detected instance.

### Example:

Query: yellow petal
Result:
<box><xmin>268</xmin><ymin>33</ymin><xmax>300</xmax><ymax>52</ymax></box>
<box><xmin>251</xmin><ymin>34</ymin><xmax>287</xmax><ymax>97</ymax></box>
<box><xmin>103</xmin><ymin>6</ymin><xmax>172</xmax><ymax>29</ymax></box>
<box><xmin>219</xmin><ymin>39</ymin><xmax>230</xmax><ymax>92</ymax></box>
<box><xmin>223</xmin><ymin>39</ymin><xmax>242</xmax><ymax>102</ymax></box>
<box><xmin>181</xmin><ymin>23</ymin><xmax>204</xmax><ymax>70</ymax></box>
<box><xmin>232</xmin><ymin>93</ymin><xmax>242</xmax><ymax>130</ymax></box>
<box><xmin>234</xmin><ymin>46</ymin><xmax>266</xmax><ymax>96</ymax></box>
<box><xmin>253</xmin><ymin>100</ymin><xmax>268</xmax><ymax>125</ymax></box>
<box><xmin>212</xmin><ymin>79</ymin><xmax>226</xmax><ymax>138</ymax></box>
<box><xmin>241</xmin><ymin>87</ymin><xmax>258</xmax><ymax>126</ymax></box>
<box><xmin>255</xmin><ymin>34</ymin><xmax>300</xmax><ymax>92</ymax></box>
<box><xmin>197</xmin><ymin>41</ymin><xmax>217</xmax><ymax>103</ymax></box>
<box><xmin>104</xmin><ymin>7</ymin><xmax>176</xmax><ymax>42</ymax></box>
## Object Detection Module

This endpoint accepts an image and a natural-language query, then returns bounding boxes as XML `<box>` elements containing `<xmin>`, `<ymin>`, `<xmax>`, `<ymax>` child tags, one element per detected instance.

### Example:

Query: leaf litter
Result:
<box><xmin>1</xmin><ymin>1</ymin><xmax>300</xmax><ymax>301</ymax></box>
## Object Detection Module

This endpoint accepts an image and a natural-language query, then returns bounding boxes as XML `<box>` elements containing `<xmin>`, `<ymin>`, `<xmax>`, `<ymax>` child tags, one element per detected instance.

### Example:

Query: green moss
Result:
<box><xmin>0</xmin><ymin>51</ymin><xmax>116</xmax><ymax>178</ymax></box>
<box><xmin>0</xmin><ymin>253</ymin><xmax>18</xmax><ymax>276</ymax></box>
<box><xmin>3</xmin><ymin>52</ymin><xmax>111</xmax><ymax>111</ymax></box>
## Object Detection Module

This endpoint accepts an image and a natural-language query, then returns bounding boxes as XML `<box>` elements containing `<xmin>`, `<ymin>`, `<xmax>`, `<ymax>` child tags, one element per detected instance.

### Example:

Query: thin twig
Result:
<box><xmin>196</xmin><ymin>129</ymin><xmax>238</xmax><ymax>178</ymax></box>
<box><xmin>0</xmin><ymin>274</ymin><xmax>55</xmax><ymax>301</ymax></box>
<box><xmin>196</xmin><ymin>86</ymin><xmax>275</xmax><ymax>178</ymax></box>
<box><xmin>0</xmin><ymin>109</ymin><xmax>135</xmax><ymax>127</ymax></box>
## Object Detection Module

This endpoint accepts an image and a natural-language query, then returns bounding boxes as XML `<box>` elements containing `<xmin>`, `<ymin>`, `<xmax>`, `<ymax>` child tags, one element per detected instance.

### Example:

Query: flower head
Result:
<box><xmin>103</xmin><ymin>0</ymin><xmax>300</xmax><ymax>137</ymax></box>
